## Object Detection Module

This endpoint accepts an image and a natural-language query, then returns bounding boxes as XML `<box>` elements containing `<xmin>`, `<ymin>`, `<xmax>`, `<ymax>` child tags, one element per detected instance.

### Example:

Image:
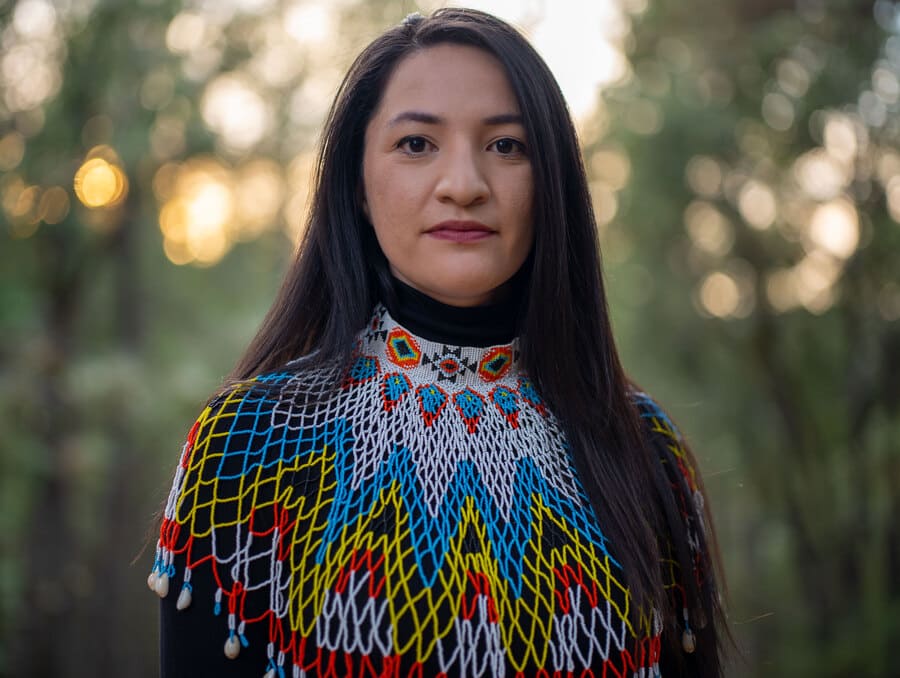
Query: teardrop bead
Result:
<box><xmin>155</xmin><ymin>572</ymin><xmax>170</xmax><ymax>598</ymax></box>
<box><xmin>176</xmin><ymin>586</ymin><xmax>192</xmax><ymax>610</ymax></box>
<box><xmin>147</xmin><ymin>571</ymin><xmax>158</xmax><ymax>592</ymax></box>
<box><xmin>682</xmin><ymin>628</ymin><xmax>696</xmax><ymax>653</ymax></box>
<box><xmin>263</xmin><ymin>670</ymin><xmax>276</xmax><ymax>678</ymax></box>
<box><xmin>224</xmin><ymin>635</ymin><xmax>241</xmax><ymax>659</ymax></box>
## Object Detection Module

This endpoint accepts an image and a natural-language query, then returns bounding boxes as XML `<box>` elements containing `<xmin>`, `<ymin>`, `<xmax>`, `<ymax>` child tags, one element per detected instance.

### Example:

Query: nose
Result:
<box><xmin>434</xmin><ymin>142</ymin><xmax>489</xmax><ymax>206</ymax></box>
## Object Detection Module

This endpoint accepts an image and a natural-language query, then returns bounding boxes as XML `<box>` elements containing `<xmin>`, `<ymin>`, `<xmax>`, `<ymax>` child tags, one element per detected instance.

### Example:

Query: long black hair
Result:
<box><xmin>231</xmin><ymin>8</ymin><xmax>725</xmax><ymax>675</ymax></box>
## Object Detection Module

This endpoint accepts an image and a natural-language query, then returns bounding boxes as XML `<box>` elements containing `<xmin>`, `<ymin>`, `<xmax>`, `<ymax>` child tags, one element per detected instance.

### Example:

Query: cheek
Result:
<box><xmin>363</xmin><ymin>162</ymin><xmax>408</xmax><ymax>222</ymax></box>
<box><xmin>509</xmin><ymin>171</ymin><xmax>535</xmax><ymax>227</ymax></box>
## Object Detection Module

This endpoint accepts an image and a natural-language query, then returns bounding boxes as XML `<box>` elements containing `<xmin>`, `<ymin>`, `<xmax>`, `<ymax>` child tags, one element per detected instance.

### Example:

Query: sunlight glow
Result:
<box><xmin>201</xmin><ymin>74</ymin><xmax>271</xmax><ymax>152</ymax></box>
<box><xmin>158</xmin><ymin>160</ymin><xmax>234</xmax><ymax>266</ymax></box>
<box><xmin>166</xmin><ymin>12</ymin><xmax>209</xmax><ymax>54</ymax></box>
<box><xmin>13</xmin><ymin>0</ymin><xmax>58</xmax><ymax>39</ymax></box>
<box><xmin>283</xmin><ymin>2</ymin><xmax>333</xmax><ymax>45</ymax></box>
<box><xmin>74</xmin><ymin>149</ymin><xmax>128</xmax><ymax>209</ymax></box>
<box><xmin>793</xmin><ymin>148</ymin><xmax>849</xmax><ymax>201</ymax></box>
<box><xmin>823</xmin><ymin>114</ymin><xmax>860</xmax><ymax>163</ymax></box>
<box><xmin>234</xmin><ymin>160</ymin><xmax>285</xmax><ymax>239</ymax></box>
<box><xmin>698</xmin><ymin>271</ymin><xmax>741</xmax><ymax>318</ymax></box>
<box><xmin>808</xmin><ymin>200</ymin><xmax>859</xmax><ymax>259</ymax></box>
<box><xmin>738</xmin><ymin>180</ymin><xmax>777</xmax><ymax>230</ymax></box>
<box><xmin>461</xmin><ymin>0</ymin><xmax>630</xmax><ymax>119</ymax></box>
<box><xmin>766</xmin><ymin>251</ymin><xmax>842</xmax><ymax>314</ymax></box>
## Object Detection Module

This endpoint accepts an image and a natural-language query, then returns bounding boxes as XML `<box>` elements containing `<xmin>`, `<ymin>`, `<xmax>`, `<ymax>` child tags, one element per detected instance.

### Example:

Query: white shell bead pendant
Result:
<box><xmin>682</xmin><ymin>628</ymin><xmax>697</xmax><ymax>653</ymax></box>
<box><xmin>147</xmin><ymin>571</ymin><xmax>158</xmax><ymax>592</ymax></box>
<box><xmin>224</xmin><ymin>635</ymin><xmax>241</xmax><ymax>659</ymax></box>
<box><xmin>154</xmin><ymin>572</ymin><xmax>170</xmax><ymax>598</ymax></box>
<box><xmin>176</xmin><ymin>586</ymin><xmax>192</xmax><ymax>610</ymax></box>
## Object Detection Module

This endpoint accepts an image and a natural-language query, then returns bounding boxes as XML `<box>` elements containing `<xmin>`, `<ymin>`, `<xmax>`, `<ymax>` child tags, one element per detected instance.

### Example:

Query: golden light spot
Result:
<box><xmin>38</xmin><ymin>186</ymin><xmax>69</xmax><ymax>223</ymax></box>
<box><xmin>186</xmin><ymin>218</ymin><xmax>228</xmax><ymax>266</ymax></box>
<box><xmin>11</xmin><ymin>184</ymin><xmax>39</xmax><ymax>218</ymax></box>
<box><xmin>738</xmin><ymin>180</ymin><xmax>777</xmax><ymax>230</ymax></box>
<box><xmin>3</xmin><ymin>179</ymin><xmax>40</xmax><ymax>238</ymax></box>
<box><xmin>809</xmin><ymin>200</ymin><xmax>859</xmax><ymax>259</ymax></box>
<box><xmin>163</xmin><ymin>236</ymin><xmax>193</xmax><ymax>266</ymax></box>
<box><xmin>698</xmin><ymin>271</ymin><xmax>741</xmax><ymax>318</ymax></box>
<box><xmin>159</xmin><ymin>198</ymin><xmax>189</xmax><ymax>241</ymax></box>
<box><xmin>74</xmin><ymin>157</ymin><xmax>128</xmax><ymax>208</ymax></box>
<box><xmin>234</xmin><ymin>159</ymin><xmax>285</xmax><ymax>239</ymax></box>
<box><xmin>0</xmin><ymin>132</ymin><xmax>26</xmax><ymax>171</ymax></box>
<box><xmin>157</xmin><ymin>157</ymin><xmax>236</xmax><ymax>266</ymax></box>
<box><xmin>2</xmin><ymin>175</ymin><xmax>26</xmax><ymax>215</ymax></box>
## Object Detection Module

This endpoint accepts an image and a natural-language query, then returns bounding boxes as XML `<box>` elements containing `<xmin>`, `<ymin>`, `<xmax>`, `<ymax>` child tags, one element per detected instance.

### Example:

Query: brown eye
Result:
<box><xmin>491</xmin><ymin>138</ymin><xmax>525</xmax><ymax>155</ymax></box>
<box><xmin>399</xmin><ymin>136</ymin><xmax>431</xmax><ymax>154</ymax></box>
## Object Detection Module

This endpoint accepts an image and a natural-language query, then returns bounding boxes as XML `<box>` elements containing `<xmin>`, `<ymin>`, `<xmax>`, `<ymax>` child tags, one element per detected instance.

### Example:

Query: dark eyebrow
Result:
<box><xmin>386</xmin><ymin>111</ymin><xmax>524</xmax><ymax>127</ymax></box>
<box><xmin>387</xmin><ymin>111</ymin><xmax>442</xmax><ymax>127</ymax></box>
<box><xmin>483</xmin><ymin>113</ymin><xmax>524</xmax><ymax>126</ymax></box>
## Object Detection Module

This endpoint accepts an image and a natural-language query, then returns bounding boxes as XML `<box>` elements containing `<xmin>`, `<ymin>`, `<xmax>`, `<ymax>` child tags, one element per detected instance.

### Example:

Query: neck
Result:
<box><xmin>381</xmin><ymin>276</ymin><xmax>522</xmax><ymax>348</ymax></box>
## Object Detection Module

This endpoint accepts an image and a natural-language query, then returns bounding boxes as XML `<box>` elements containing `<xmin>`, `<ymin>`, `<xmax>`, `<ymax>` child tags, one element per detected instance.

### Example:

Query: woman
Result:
<box><xmin>149</xmin><ymin>8</ymin><xmax>726</xmax><ymax>677</ymax></box>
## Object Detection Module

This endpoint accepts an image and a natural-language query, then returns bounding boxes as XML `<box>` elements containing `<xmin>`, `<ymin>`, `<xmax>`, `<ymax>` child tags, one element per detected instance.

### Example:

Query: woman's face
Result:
<box><xmin>362</xmin><ymin>44</ymin><xmax>534</xmax><ymax>307</ymax></box>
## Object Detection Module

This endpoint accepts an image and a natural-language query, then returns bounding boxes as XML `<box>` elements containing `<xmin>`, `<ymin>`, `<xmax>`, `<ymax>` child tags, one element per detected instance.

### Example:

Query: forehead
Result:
<box><xmin>372</xmin><ymin>44</ymin><xmax>521</xmax><ymax>120</ymax></box>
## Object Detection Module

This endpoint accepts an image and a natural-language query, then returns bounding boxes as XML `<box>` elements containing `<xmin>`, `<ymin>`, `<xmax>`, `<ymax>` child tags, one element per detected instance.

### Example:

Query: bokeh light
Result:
<box><xmin>698</xmin><ymin>271</ymin><xmax>741</xmax><ymax>318</ymax></box>
<box><xmin>201</xmin><ymin>73</ymin><xmax>272</xmax><ymax>152</ymax></box>
<box><xmin>808</xmin><ymin>200</ymin><xmax>860</xmax><ymax>259</ymax></box>
<box><xmin>74</xmin><ymin>149</ymin><xmax>129</xmax><ymax>209</ymax></box>
<box><xmin>685</xmin><ymin>155</ymin><xmax>723</xmax><ymax>198</ymax></box>
<box><xmin>684</xmin><ymin>200</ymin><xmax>735</xmax><ymax>257</ymax></box>
<box><xmin>738</xmin><ymin>179</ymin><xmax>777</xmax><ymax>230</ymax></box>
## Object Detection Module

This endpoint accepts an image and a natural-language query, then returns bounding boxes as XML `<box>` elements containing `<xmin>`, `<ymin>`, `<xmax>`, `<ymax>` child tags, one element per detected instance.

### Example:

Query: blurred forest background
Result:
<box><xmin>1</xmin><ymin>0</ymin><xmax>898</xmax><ymax>675</ymax></box>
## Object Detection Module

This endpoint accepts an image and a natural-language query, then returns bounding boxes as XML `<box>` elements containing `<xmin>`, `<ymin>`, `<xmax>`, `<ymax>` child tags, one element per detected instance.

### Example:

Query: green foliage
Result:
<box><xmin>594</xmin><ymin>1</ymin><xmax>900</xmax><ymax>675</ymax></box>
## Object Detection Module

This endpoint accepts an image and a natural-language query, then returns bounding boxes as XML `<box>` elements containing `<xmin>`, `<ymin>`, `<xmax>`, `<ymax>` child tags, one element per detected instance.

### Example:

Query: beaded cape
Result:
<box><xmin>150</xmin><ymin>304</ymin><xmax>706</xmax><ymax>677</ymax></box>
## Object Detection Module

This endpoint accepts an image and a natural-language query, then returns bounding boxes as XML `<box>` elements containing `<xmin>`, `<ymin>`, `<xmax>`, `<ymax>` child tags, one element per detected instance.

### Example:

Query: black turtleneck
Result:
<box><xmin>380</xmin><ymin>276</ymin><xmax>522</xmax><ymax>348</ymax></box>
